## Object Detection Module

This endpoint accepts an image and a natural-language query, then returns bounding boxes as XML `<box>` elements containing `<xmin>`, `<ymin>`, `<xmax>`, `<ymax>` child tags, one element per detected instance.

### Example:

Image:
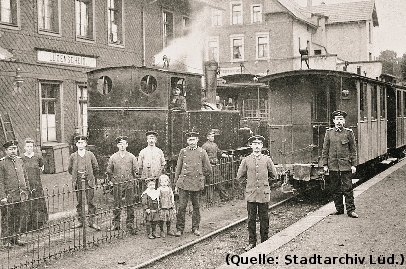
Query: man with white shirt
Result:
<box><xmin>138</xmin><ymin>131</ymin><xmax>166</xmax><ymax>190</ymax></box>
<box><xmin>68</xmin><ymin>135</ymin><xmax>100</xmax><ymax>230</ymax></box>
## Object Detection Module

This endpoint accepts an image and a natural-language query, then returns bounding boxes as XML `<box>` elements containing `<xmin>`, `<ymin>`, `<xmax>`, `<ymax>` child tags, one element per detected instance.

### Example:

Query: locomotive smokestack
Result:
<box><xmin>204</xmin><ymin>60</ymin><xmax>218</xmax><ymax>105</ymax></box>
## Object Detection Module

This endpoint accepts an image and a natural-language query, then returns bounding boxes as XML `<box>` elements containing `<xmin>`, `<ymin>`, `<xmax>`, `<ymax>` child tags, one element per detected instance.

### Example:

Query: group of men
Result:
<box><xmin>68</xmin><ymin>129</ymin><xmax>230</xmax><ymax>237</ymax></box>
<box><xmin>0</xmin><ymin>109</ymin><xmax>358</xmax><ymax>251</ymax></box>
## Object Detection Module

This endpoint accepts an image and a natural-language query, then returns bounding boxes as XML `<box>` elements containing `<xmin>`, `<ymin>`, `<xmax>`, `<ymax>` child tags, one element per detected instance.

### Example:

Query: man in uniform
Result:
<box><xmin>138</xmin><ymin>131</ymin><xmax>166</xmax><ymax>190</ymax></box>
<box><xmin>106</xmin><ymin>136</ymin><xmax>139</xmax><ymax>234</ymax></box>
<box><xmin>174</xmin><ymin>131</ymin><xmax>212</xmax><ymax>237</ymax></box>
<box><xmin>321</xmin><ymin>110</ymin><xmax>358</xmax><ymax>218</ymax></box>
<box><xmin>68</xmin><ymin>135</ymin><xmax>100</xmax><ymax>230</ymax></box>
<box><xmin>0</xmin><ymin>140</ymin><xmax>28</xmax><ymax>246</ymax></box>
<box><xmin>236</xmin><ymin>135</ymin><xmax>277</xmax><ymax>251</ymax></box>
<box><xmin>201</xmin><ymin>130</ymin><xmax>229</xmax><ymax>201</ymax></box>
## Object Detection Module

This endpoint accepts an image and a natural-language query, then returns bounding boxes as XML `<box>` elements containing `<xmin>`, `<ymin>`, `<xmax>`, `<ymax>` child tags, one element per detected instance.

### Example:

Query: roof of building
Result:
<box><xmin>306</xmin><ymin>1</ymin><xmax>379</xmax><ymax>26</ymax></box>
<box><xmin>275</xmin><ymin>0</ymin><xmax>317</xmax><ymax>27</ymax></box>
<box><xmin>191</xmin><ymin>0</ymin><xmax>224</xmax><ymax>10</ymax></box>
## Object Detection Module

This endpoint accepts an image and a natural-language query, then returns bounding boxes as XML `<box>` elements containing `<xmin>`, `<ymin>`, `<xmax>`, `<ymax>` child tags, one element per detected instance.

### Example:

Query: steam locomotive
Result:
<box><xmin>86</xmin><ymin>65</ymin><xmax>241</xmax><ymax>171</ymax></box>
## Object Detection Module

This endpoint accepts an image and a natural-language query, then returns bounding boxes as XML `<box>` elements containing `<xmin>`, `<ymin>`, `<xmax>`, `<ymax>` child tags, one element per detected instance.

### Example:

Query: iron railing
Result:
<box><xmin>0</xmin><ymin>157</ymin><xmax>242</xmax><ymax>269</ymax></box>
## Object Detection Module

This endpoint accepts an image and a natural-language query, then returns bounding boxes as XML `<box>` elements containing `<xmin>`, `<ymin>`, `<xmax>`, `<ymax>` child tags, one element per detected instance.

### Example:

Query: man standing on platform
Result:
<box><xmin>106</xmin><ymin>136</ymin><xmax>139</xmax><ymax>234</ymax></box>
<box><xmin>321</xmin><ymin>110</ymin><xmax>358</xmax><ymax>218</ymax></box>
<box><xmin>138</xmin><ymin>131</ymin><xmax>166</xmax><ymax>190</ymax></box>
<box><xmin>174</xmin><ymin>131</ymin><xmax>212</xmax><ymax>237</ymax></box>
<box><xmin>0</xmin><ymin>140</ymin><xmax>28</xmax><ymax>246</ymax></box>
<box><xmin>236</xmin><ymin>135</ymin><xmax>277</xmax><ymax>251</ymax></box>
<box><xmin>68</xmin><ymin>135</ymin><xmax>100</xmax><ymax>230</ymax></box>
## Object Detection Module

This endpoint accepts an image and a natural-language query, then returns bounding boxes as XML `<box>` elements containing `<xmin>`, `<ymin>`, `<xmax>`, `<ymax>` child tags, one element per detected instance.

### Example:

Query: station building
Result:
<box><xmin>0</xmin><ymin>0</ymin><xmax>209</xmax><ymax>163</ymax></box>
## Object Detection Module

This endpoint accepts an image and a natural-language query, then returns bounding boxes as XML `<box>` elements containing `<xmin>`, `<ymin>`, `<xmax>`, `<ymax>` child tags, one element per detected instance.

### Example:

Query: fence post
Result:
<box><xmin>231</xmin><ymin>156</ymin><xmax>235</xmax><ymax>198</ymax></box>
<box><xmin>80</xmin><ymin>178</ymin><xmax>87</xmax><ymax>248</ymax></box>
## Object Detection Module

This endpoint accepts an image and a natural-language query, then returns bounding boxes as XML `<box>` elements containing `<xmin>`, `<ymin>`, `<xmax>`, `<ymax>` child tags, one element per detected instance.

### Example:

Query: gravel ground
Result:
<box><xmin>145</xmin><ymin>193</ymin><xmax>330</xmax><ymax>269</ymax></box>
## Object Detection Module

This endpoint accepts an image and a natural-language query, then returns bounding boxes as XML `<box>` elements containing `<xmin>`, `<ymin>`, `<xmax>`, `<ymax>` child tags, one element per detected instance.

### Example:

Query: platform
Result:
<box><xmin>218</xmin><ymin>159</ymin><xmax>406</xmax><ymax>269</ymax></box>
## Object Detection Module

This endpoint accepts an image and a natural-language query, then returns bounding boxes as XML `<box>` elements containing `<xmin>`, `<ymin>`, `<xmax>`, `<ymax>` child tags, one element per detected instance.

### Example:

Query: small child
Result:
<box><xmin>157</xmin><ymin>175</ymin><xmax>176</xmax><ymax>237</ymax></box>
<box><xmin>141</xmin><ymin>179</ymin><xmax>161</xmax><ymax>239</ymax></box>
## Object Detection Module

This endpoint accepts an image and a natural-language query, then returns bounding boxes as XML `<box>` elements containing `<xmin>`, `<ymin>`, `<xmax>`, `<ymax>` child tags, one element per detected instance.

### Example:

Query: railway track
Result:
<box><xmin>129</xmin><ymin>195</ymin><xmax>314</xmax><ymax>269</ymax></box>
<box><xmin>130</xmin><ymin>161</ymin><xmax>397</xmax><ymax>269</ymax></box>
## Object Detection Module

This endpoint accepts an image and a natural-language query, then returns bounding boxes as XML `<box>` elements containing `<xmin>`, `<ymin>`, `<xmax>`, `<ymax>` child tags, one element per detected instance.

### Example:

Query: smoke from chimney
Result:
<box><xmin>153</xmin><ymin>4</ymin><xmax>212</xmax><ymax>74</ymax></box>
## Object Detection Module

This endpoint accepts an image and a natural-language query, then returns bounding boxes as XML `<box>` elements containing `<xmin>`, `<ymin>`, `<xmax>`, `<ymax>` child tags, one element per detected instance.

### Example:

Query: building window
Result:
<box><xmin>251</xmin><ymin>5</ymin><xmax>262</xmax><ymax>23</ymax></box>
<box><xmin>182</xmin><ymin>16</ymin><xmax>189</xmax><ymax>36</ymax></box>
<box><xmin>256</xmin><ymin>34</ymin><xmax>268</xmax><ymax>59</ymax></box>
<box><xmin>75</xmin><ymin>0</ymin><xmax>94</xmax><ymax>40</ymax></box>
<box><xmin>369</xmin><ymin>22</ymin><xmax>372</xmax><ymax>44</ymax></box>
<box><xmin>231</xmin><ymin>35</ymin><xmax>244</xmax><ymax>61</ymax></box>
<box><xmin>314</xmin><ymin>49</ymin><xmax>322</xmax><ymax>55</ymax></box>
<box><xmin>108</xmin><ymin>0</ymin><xmax>123</xmax><ymax>45</ymax></box>
<box><xmin>231</xmin><ymin>2</ymin><xmax>242</xmax><ymax>25</ymax></box>
<box><xmin>207</xmin><ymin>37</ymin><xmax>219</xmax><ymax>62</ymax></box>
<box><xmin>242</xmin><ymin>99</ymin><xmax>269</xmax><ymax>119</ymax></box>
<box><xmin>163</xmin><ymin>10</ymin><xmax>173</xmax><ymax>47</ymax></box>
<box><xmin>38</xmin><ymin>0</ymin><xmax>59</xmax><ymax>33</ymax></box>
<box><xmin>212</xmin><ymin>9</ymin><xmax>222</xmax><ymax>26</ymax></box>
<box><xmin>77</xmin><ymin>84</ymin><xmax>88</xmax><ymax>136</ymax></box>
<box><xmin>1</xmin><ymin>0</ymin><xmax>17</xmax><ymax>25</ymax></box>
<box><xmin>41</xmin><ymin>82</ymin><xmax>60</xmax><ymax>142</ymax></box>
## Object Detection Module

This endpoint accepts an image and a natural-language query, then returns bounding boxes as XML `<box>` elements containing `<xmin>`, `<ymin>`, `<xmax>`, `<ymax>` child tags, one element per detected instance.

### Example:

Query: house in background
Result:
<box><xmin>306</xmin><ymin>0</ymin><xmax>379</xmax><ymax>62</ymax></box>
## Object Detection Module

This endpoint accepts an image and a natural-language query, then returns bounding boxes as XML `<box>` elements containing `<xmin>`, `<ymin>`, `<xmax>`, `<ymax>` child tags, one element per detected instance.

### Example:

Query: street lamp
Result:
<box><xmin>14</xmin><ymin>68</ymin><xmax>24</xmax><ymax>90</ymax></box>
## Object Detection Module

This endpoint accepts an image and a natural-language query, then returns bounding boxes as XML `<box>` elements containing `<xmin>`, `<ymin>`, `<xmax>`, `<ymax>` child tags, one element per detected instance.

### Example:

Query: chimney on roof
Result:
<box><xmin>307</xmin><ymin>0</ymin><xmax>312</xmax><ymax>11</ymax></box>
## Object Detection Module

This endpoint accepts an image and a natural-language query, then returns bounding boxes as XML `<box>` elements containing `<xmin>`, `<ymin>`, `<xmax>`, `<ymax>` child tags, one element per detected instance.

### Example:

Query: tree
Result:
<box><xmin>400</xmin><ymin>53</ymin><xmax>406</xmax><ymax>82</ymax></box>
<box><xmin>378</xmin><ymin>50</ymin><xmax>398</xmax><ymax>63</ymax></box>
<box><xmin>378</xmin><ymin>50</ymin><xmax>401</xmax><ymax>78</ymax></box>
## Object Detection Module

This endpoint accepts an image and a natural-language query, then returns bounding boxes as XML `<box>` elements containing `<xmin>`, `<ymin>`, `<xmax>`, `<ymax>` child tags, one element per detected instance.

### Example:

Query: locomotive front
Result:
<box><xmin>86</xmin><ymin>66</ymin><xmax>240</xmax><ymax>172</ymax></box>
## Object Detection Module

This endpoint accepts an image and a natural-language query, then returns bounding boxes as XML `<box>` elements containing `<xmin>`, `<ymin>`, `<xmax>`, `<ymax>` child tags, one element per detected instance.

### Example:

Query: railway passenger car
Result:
<box><xmin>86</xmin><ymin>66</ymin><xmax>240</xmax><ymax>171</ymax></box>
<box><xmin>257</xmin><ymin>69</ymin><xmax>406</xmax><ymax>184</ymax></box>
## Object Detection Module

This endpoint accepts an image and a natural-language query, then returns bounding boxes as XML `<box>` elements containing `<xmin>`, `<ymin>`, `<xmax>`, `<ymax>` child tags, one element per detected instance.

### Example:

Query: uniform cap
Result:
<box><xmin>185</xmin><ymin>131</ymin><xmax>199</xmax><ymax>138</ymax></box>
<box><xmin>115</xmin><ymin>136</ymin><xmax>129</xmax><ymax>144</ymax></box>
<box><xmin>74</xmin><ymin>135</ymin><xmax>87</xmax><ymax>143</ymax></box>
<box><xmin>3</xmin><ymin>140</ymin><xmax>18</xmax><ymax>149</ymax></box>
<box><xmin>145</xmin><ymin>131</ymin><xmax>158</xmax><ymax>137</ymax></box>
<box><xmin>206</xmin><ymin>129</ymin><xmax>219</xmax><ymax>136</ymax></box>
<box><xmin>248</xmin><ymin>135</ymin><xmax>265</xmax><ymax>144</ymax></box>
<box><xmin>331</xmin><ymin>110</ymin><xmax>347</xmax><ymax>118</ymax></box>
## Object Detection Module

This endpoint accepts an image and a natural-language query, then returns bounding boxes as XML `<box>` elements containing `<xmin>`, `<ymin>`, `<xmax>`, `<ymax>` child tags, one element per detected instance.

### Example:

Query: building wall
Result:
<box><xmin>0</xmin><ymin>0</ymin><xmax>192</xmax><ymax>147</ymax></box>
<box><xmin>207</xmin><ymin>0</ymin><xmax>320</xmax><ymax>76</ymax></box>
<box><xmin>325</xmin><ymin>22</ymin><xmax>369</xmax><ymax>62</ymax></box>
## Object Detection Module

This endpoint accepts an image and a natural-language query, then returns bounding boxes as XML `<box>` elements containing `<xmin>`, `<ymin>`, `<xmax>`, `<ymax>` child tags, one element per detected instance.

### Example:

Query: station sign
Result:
<box><xmin>37</xmin><ymin>50</ymin><xmax>97</xmax><ymax>68</ymax></box>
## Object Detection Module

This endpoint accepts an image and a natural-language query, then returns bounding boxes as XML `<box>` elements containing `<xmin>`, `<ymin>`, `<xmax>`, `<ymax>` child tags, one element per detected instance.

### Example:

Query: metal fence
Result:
<box><xmin>0</xmin><ymin>157</ymin><xmax>243</xmax><ymax>269</ymax></box>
